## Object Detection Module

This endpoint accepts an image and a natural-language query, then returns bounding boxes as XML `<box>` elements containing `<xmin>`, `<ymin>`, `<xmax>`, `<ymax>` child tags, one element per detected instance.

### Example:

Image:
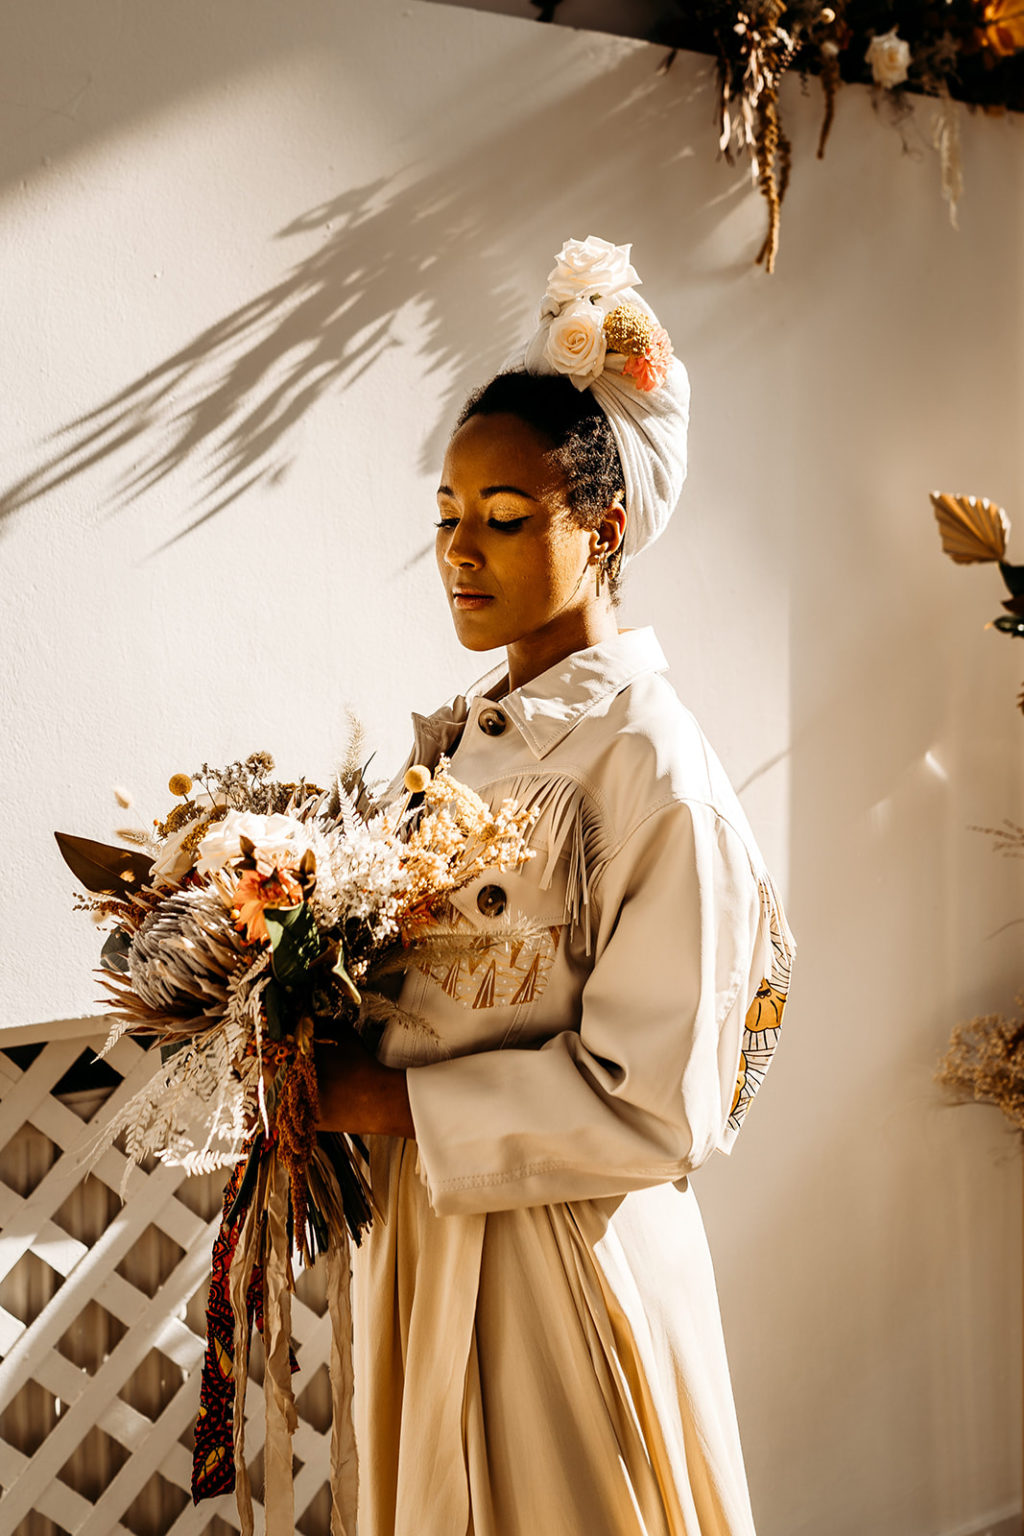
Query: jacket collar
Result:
<box><xmin>412</xmin><ymin>627</ymin><xmax>668</xmax><ymax>764</ymax></box>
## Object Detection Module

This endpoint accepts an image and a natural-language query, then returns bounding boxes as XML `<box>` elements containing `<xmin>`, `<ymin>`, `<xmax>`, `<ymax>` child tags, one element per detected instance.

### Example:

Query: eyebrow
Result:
<box><xmin>436</xmin><ymin>484</ymin><xmax>538</xmax><ymax>501</ymax></box>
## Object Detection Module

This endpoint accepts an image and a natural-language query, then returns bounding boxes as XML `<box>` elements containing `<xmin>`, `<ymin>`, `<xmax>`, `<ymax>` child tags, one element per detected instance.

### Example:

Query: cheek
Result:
<box><xmin>538</xmin><ymin>527</ymin><xmax>589</xmax><ymax>597</ymax></box>
<box><xmin>499</xmin><ymin>536</ymin><xmax>566</xmax><ymax>604</ymax></box>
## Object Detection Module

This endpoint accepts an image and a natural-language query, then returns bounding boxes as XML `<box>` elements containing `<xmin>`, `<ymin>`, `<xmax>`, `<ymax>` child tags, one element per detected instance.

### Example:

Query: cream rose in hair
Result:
<box><xmin>542</xmin><ymin>299</ymin><xmax>608</xmax><ymax>389</ymax></box>
<box><xmin>545</xmin><ymin>236</ymin><xmax>639</xmax><ymax>306</ymax></box>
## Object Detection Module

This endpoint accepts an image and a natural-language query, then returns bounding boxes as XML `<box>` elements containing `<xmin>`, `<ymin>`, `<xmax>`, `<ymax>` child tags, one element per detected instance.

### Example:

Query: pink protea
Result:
<box><xmin>623</xmin><ymin>325</ymin><xmax>673</xmax><ymax>393</ymax></box>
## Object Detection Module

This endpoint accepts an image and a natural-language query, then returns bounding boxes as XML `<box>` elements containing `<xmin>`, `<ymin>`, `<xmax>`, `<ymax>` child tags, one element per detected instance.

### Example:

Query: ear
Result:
<box><xmin>589</xmin><ymin>494</ymin><xmax>627</xmax><ymax>559</ymax></box>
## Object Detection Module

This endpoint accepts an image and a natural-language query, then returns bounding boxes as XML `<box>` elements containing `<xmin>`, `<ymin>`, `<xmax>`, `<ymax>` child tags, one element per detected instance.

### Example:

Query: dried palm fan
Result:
<box><xmin>930</xmin><ymin>487</ymin><xmax>1024</xmax><ymax>627</ymax></box>
<box><xmin>931</xmin><ymin>490</ymin><xmax>1024</xmax><ymax>706</ymax></box>
<box><xmin>930</xmin><ymin>491</ymin><xmax>1009</xmax><ymax>564</ymax></box>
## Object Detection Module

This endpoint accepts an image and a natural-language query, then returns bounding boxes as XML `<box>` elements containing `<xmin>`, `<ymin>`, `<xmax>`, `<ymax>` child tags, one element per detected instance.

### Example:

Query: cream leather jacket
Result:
<box><xmin>374</xmin><ymin>626</ymin><xmax>796</xmax><ymax>1217</ymax></box>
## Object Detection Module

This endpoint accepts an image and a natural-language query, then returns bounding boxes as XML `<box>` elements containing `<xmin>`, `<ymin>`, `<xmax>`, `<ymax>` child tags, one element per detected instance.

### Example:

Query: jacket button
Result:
<box><xmin>478</xmin><ymin>707</ymin><xmax>506</xmax><ymax>736</ymax></box>
<box><xmin>476</xmin><ymin>883</ymin><xmax>507</xmax><ymax>917</ymax></box>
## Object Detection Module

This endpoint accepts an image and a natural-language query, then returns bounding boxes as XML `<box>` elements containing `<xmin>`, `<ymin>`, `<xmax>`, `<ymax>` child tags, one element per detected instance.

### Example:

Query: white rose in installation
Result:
<box><xmin>543</xmin><ymin>299</ymin><xmax>608</xmax><ymax>389</ymax></box>
<box><xmin>193</xmin><ymin>809</ymin><xmax>315</xmax><ymax>876</ymax></box>
<box><xmin>865</xmin><ymin>26</ymin><xmax>911</xmax><ymax>89</ymax></box>
<box><xmin>545</xmin><ymin>236</ymin><xmax>640</xmax><ymax>305</ymax></box>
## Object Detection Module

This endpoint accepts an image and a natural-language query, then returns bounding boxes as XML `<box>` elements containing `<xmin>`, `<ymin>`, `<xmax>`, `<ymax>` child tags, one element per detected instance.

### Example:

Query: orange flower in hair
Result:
<box><xmin>623</xmin><ymin>325</ymin><xmax>674</xmax><ymax>394</ymax></box>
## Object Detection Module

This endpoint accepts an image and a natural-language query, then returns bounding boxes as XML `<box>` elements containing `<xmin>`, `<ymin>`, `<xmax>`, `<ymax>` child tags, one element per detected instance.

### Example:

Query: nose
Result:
<box><xmin>443</xmin><ymin>521</ymin><xmax>483</xmax><ymax>570</ymax></box>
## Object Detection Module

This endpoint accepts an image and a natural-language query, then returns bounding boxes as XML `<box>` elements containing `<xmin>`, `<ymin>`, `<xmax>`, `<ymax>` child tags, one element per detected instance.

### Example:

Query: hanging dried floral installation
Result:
<box><xmin>530</xmin><ymin>0</ymin><xmax>1024</xmax><ymax>271</ymax></box>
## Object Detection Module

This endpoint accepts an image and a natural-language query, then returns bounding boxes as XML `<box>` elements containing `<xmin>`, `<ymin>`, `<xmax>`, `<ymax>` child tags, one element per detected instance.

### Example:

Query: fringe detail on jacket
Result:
<box><xmin>478</xmin><ymin>771</ymin><xmax>607</xmax><ymax>954</ymax></box>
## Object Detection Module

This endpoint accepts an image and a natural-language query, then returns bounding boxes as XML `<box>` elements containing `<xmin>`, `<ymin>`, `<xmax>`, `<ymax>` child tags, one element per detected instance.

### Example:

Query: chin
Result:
<box><xmin>453</xmin><ymin>623</ymin><xmax>505</xmax><ymax>652</ymax></box>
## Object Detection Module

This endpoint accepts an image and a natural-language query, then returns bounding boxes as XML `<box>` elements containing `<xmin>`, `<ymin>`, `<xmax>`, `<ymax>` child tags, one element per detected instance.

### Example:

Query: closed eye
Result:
<box><xmin>434</xmin><ymin>515</ymin><xmax>530</xmax><ymax>532</ymax></box>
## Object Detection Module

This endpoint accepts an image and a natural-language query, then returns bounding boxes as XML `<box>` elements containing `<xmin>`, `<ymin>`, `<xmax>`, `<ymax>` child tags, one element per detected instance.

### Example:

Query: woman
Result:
<box><xmin>316</xmin><ymin>237</ymin><xmax>797</xmax><ymax>1536</ymax></box>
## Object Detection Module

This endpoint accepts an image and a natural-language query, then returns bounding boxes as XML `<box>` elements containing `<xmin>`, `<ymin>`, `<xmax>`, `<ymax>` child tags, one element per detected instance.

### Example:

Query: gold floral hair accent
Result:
<box><xmin>602</xmin><ymin>304</ymin><xmax>654</xmax><ymax>358</ymax></box>
<box><xmin>534</xmin><ymin>237</ymin><xmax>676</xmax><ymax>395</ymax></box>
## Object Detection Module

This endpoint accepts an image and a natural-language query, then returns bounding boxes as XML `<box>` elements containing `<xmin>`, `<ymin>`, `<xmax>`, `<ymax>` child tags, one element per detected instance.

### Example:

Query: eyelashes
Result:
<box><xmin>434</xmin><ymin>517</ymin><xmax>529</xmax><ymax>533</ymax></box>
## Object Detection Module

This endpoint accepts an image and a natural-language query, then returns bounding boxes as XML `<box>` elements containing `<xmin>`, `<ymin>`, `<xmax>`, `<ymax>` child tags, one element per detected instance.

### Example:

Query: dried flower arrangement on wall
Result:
<box><xmin>536</xmin><ymin>1</ymin><xmax>1024</xmax><ymax>271</ymax></box>
<box><xmin>930</xmin><ymin>490</ymin><xmax>1024</xmax><ymax>1139</ymax></box>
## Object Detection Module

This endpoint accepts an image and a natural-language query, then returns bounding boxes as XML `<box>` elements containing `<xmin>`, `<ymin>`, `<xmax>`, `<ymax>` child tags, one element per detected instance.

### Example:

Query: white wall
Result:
<box><xmin>1</xmin><ymin>2</ymin><xmax>1021</xmax><ymax>1532</ymax></box>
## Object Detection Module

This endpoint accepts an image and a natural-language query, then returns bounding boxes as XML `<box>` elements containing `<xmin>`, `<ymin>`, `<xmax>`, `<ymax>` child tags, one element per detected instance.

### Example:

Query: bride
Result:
<box><xmin>315</xmin><ymin>236</ymin><xmax>797</xmax><ymax>1536</ymax></box>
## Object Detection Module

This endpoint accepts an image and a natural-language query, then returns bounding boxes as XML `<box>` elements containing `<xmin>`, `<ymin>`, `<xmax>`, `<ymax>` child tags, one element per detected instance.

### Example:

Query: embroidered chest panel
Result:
<box><xmin>416</xmin><ymin>914</ymin><xmax>563</xmax><ymax>1010</ymax></box>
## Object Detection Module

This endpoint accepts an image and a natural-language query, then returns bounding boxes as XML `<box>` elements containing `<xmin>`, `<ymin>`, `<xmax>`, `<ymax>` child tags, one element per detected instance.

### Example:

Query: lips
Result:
<box><xmin>452</xmin><ymin>588</ymin><xmax>495</xmax><ymax>609</ymax></box>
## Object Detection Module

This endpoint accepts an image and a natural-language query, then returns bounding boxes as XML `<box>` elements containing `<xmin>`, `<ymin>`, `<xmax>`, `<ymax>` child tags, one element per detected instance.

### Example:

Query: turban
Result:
<box><xmin>502</xmin><ymin>236</ymin><xmax>691</xmax><ymax>565</ymax></box>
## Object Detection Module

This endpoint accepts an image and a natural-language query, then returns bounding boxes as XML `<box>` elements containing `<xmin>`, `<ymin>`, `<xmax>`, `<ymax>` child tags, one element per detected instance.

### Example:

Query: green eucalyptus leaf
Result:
<box><xmin>264</xmin><ymin>902</ymin><xmax>322</xmax><ymax>987</ymax></box>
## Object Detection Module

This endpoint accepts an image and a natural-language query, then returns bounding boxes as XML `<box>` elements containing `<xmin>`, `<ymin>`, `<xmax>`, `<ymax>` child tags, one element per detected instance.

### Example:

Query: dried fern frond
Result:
<box><xmin>356</xmin><ymin>992</ymin><xmax>441</xmax><ymax>1041</ymax></box>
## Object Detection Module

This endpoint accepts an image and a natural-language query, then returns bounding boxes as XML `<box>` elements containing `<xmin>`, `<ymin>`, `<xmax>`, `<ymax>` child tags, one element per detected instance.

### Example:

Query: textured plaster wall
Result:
<box><xmin>1</xmin><ymin>2</ymin><xmax>1021</xmax><ymax>1532</ymax></box>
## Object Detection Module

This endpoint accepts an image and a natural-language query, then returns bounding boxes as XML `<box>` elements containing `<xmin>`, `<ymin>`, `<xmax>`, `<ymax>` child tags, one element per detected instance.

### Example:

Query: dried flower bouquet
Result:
<box><xmin>54</xmin><ymin>745</ymin><xmax>540</xmax><ymax>1535</ymax></box>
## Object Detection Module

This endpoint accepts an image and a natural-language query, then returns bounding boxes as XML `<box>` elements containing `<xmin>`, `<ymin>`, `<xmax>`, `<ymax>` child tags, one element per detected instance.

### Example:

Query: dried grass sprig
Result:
<box><xmin>968</xmin><ymin>818</ymin><xmax>1024</xmax><ymax>857</ymax></box>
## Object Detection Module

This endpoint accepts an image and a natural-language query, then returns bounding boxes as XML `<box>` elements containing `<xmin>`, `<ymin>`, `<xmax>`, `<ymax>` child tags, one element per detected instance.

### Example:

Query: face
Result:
<box><xmin>435</xmin><ymin>412</ymin><xmax>598</xmax><ymax>659</ymax></box>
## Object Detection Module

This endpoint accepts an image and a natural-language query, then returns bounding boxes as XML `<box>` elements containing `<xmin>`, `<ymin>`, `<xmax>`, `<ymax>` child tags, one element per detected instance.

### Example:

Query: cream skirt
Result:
<box><xmin>350</xmin><ymin>1135</ymin><xmax>757</xmax><ymax>1536</ymax></box>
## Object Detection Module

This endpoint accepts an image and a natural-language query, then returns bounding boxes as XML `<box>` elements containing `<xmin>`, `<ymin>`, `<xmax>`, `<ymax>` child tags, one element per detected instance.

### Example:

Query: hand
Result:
<box><xmin>314</xmin><ymin>1021</ymin><xmax>416</xmax><ymax>1140</ymax></box>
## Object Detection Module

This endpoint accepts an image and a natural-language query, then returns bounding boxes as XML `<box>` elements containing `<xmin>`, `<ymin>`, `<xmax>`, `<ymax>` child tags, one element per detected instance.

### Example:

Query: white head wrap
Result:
<box><xmin>501</xmin><ymin>236</ymin><xmax>691</xmax><ymax>565</ymax></box>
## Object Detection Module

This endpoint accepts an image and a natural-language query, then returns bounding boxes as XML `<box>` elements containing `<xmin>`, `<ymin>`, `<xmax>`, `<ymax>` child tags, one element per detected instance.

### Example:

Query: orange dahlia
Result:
<box><xmin>229</xmin><ymin>864</ymin><xmax>305</xmax><ymax>944</ymax></box>
<box><xmin>622</xmin><ymin>325</ymin><xmax>673</xmax><ymax>393</ymax></box>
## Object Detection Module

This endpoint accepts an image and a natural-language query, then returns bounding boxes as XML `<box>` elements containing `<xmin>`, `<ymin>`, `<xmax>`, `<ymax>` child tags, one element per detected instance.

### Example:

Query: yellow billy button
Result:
<box><xmin>404</xmin><ymin>765</ymin><xmax>432</xmax><ymax>794</ymax></box>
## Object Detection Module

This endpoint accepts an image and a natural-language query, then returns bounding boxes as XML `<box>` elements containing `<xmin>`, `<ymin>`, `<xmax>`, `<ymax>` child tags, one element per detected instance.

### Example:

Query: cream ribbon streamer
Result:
<box><xmin>263</xmin><ymin>1153</ymin><xmax>299</xmax><ymax>1535</ymax></box>
<box><xmin>327</xmin><ymin>1229</ymin><xmax>358</xmax><ymax>1535</ymax></box>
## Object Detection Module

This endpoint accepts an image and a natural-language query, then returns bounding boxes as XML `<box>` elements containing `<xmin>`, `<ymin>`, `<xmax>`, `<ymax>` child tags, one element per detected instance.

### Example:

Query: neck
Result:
<box><xmin>504</xmin><ymin>602</ymin><xmax>619</xmax><ymax>693</ymax></box>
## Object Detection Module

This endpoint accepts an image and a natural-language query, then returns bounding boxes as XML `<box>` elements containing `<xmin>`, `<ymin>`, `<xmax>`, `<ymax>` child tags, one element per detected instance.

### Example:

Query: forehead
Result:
<box><xmin>441</xmin><ymin>412</ymin><xmax>566</xmax><ymax>496</ymax></box>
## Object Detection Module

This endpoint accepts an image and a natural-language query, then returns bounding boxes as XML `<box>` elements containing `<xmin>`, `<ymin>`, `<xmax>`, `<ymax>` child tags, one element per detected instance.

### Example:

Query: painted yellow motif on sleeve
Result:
<box><xmin>726</xmin><ymin>870</ymin><xmax>795</xmax><ymax>1135</ymax></box>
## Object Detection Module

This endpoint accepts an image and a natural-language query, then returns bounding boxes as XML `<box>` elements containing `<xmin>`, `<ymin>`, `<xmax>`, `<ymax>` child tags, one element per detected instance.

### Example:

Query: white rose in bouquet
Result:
<box><xmin>148</xmin><ymin>787</ymin><xmax>228</xmax><ymax>885</ymax></box>
<box><xmin>545</xmin><ymin>236</ymin><xmax>639</xmax><ymax>305</ymax></box>
<box><xmin>865</xmin><ymin>27</ymin><xmax>911</xmax><ymax>89</ymax></box>
<box><xmin>194</xmin><ymin>809</ymin><xmax>315</xmax><ymax>876</ymax></box>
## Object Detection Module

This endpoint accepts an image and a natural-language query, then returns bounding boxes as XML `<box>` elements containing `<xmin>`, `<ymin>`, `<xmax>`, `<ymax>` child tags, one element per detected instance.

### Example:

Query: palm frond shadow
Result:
<box><xmin>0</xmin><ymin>51</ymin><xmax>708</xmax><ymax>550</ymax></box>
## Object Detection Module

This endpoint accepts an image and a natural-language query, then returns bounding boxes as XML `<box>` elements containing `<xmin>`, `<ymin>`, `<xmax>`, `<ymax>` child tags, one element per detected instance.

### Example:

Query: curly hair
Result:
<box><xmin>453</xmin><ymin>369</ymin><xmax>627</xmax><ymax>601</ymax></box>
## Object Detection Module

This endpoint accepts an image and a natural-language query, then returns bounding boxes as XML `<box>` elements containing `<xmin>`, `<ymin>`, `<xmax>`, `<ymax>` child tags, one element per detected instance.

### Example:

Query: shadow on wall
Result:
<box><xmin>0</xmin><ymin>45</ymin><xmax>741</xmax><ymax>551</ymax></box>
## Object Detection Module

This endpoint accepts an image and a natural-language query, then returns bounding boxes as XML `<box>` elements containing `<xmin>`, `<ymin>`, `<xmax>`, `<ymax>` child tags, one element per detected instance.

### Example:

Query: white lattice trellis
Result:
<box><xmin>0</xmin><ymin>1026</ymin><xmax>337</xmax><ymax>1536</ymax></box>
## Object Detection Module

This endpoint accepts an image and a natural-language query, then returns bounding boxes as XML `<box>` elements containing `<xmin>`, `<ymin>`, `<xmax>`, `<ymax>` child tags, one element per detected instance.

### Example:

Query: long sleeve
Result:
<box><xmin>404</xmin><ymin>798</ymin><xmax>769</xmax><ymax>1216</ymax></box>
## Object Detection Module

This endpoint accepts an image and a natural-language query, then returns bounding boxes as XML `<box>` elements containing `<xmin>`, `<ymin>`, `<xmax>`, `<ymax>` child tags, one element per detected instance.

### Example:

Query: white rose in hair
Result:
<box><xmin>543</xmin><ymin>300</ymin><xmax>608</xmax><ymax>388</ymax></box>
<box><xmin>545</xmin><ymin>236</ymin><xmax>640</xmax><ymax>305</ymax></box>
<box><xmin>865</xmin><ymin>26</ymin><xmax>911</xmax><ymax>88</ymax></box>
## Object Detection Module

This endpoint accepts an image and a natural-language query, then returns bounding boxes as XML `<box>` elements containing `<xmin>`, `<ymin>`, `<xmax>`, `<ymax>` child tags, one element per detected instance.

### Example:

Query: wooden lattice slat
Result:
<box><xmin>0</xmin><ymin>1028</ymin><xmax>337</xmax><ymax>1535</ymax></box>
